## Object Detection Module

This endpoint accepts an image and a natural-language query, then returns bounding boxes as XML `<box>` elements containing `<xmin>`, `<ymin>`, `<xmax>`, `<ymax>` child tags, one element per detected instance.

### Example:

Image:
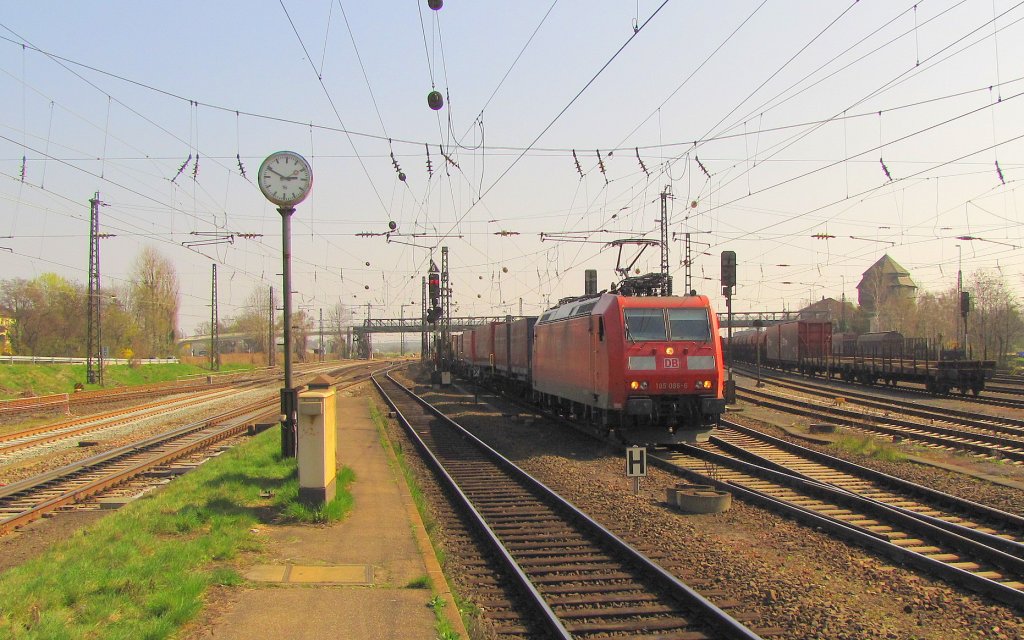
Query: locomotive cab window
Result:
<box><xmin>624</xmin><ymin>309</ymin><xmax>667</xmax><ymax>341</ymax></box>
<box><xmin>668</xmin><ymin>308</ymin><xmax>711</xmax><ymax>341</ymax></box>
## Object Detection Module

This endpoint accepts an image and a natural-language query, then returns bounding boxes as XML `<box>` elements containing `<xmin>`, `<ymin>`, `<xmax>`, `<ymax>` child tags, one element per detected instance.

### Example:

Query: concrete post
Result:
<box><xmin>297</xmin><ymin>375</ymin><xmax>337</xmax><ymax>504</ymax></box>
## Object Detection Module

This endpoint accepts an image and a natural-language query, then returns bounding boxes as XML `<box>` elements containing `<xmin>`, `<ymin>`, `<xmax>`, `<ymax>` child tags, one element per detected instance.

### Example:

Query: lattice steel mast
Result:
<box><xmin>86</xmin><ymin>193</ymin><xmax>103</xmax><ymax>385</ymax></box>
<box><xmin>210</xmin><ymin>263</ymin><xmax>219</xmax><ymax>371</ymax></box>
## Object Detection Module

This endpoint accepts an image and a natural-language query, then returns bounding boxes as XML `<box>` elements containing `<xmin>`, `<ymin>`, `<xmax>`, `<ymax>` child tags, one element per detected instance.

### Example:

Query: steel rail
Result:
<box><xmin>734</xmin><ymin>363</ymin><xmax>1024</xmax><ymax>410</ymax></box>
<box><xmin>655</xmin><ymin>443</ymin><xmax>1024</xmax><ymax>608</ymax></box>
<box><xmin>722</xmin><ymin>420</ymin><xmax>1024</xmax><ymax>530</ymax></box>
<box><xmin>0</xmin><ymin>401</ymin><xmax>278</xmax><ymax>534</ymax></box>
<box><xmin>713</xmin><ymin>423</ymin><xmax>1024</xmax><ymax>558</ymax></box>
<box><xmin>374</xmin><ymin>370</ymin><xmax>764</xmax><ymax>640</ymax></box>
<box><xmin>736</xmin><ymin>386</ymin><xmax>1024</xmax><ymax>462</ymax></box>
<box><xmin>0</xmin><ymin>362</ymin><xmax>387</xmax><ymax>535</ymax></box>
<box><xmin>0</xmin><ymin>388</ymin><xmax>237</xmax><ymax>454</ymax></box>
<box><xmin>736</xmin><ymin>368</ymin><xmax>1024</xmax><ymax>435</ymax></box>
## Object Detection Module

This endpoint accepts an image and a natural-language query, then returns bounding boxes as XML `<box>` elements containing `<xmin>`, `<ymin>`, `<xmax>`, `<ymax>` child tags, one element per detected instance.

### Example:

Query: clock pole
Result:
<box><xmin>258</xmin><ymin>151</ymin><xmax>311</xmax><ymax>458</ymax></box>
<box><xmin>279</xmin><ymin>204</ymin><xmax>297</xmax><ymax>458</ymax></box>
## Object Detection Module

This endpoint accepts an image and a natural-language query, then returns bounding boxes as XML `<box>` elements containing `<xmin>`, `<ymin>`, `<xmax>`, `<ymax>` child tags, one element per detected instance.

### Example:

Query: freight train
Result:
<box><xmin>729</xmin><ymin>320</ymin><xmax>995</xmax><ymax>395</ymax></box>
<box><xmin>450</xmin><ymin>291</ymin><xmax>727</xmax><ymax>444</ymax></box>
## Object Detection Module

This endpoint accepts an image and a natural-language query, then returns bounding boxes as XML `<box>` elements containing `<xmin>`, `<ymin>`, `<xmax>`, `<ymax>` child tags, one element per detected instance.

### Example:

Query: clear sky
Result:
<box><xmin>2</xmin><ymin>1</ymin><xmax>1023</xmax><ymax>334</ymax></box>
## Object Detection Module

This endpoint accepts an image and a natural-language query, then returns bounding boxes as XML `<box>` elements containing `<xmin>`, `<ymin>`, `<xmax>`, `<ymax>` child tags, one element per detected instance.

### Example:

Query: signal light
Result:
<box><xmin>721</xmin><ymin>250</ymin><xmax>737</xmax><ymax>289</ymax></box>
<box><xmin>428</xmin><ymin>271</ymin><xmax>440</xmax><ymax>307</ymax></box>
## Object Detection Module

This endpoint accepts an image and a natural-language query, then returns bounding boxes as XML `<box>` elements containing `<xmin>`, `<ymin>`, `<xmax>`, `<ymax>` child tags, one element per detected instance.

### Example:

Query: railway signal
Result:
<box><xmin>720</xmin><ymin>251</ymin><xmax>736</xmax><ymax>290</ymax></box>
<box><xmin>427</xmin><ymin>262</ymin><xmax>441</xmax><ymax>324</ymax></box>
<box><xmin>721</xmin><ymin>251</ymin><xmax>737</xmax><ymax>404</ymax></box>
<box><xmin>961</xmin><ymin>291</ymin><xmax>971</xmax><ymax>357</ymax></box>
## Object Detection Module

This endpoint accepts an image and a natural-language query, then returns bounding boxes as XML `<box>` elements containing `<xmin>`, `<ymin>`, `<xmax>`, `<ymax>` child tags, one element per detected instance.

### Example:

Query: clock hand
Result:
<box><xmin>267</xmin><ymin>167</ymin><xmax>287</xmax><ymax>178</ymax></box>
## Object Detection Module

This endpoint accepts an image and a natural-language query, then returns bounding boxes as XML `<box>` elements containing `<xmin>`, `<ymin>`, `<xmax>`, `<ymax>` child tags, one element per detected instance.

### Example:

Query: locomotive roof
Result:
<box><xmin>537</xmin><ymin>292</ymin><xmax>711</xmax><ymax>324</ymax></box>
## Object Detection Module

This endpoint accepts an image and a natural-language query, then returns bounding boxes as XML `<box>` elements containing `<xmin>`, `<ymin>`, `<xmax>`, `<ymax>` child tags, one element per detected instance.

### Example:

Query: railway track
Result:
<box><xmin>735</xmin><ymin>382</ymin><xmax>1024</xmax><ymax>463</ymax></box>
<box><xmin>0</xmin><ymin>400</ymin><xmax>278</xmax><ymax>535</ymax></box>
<box><xmin>0</xmin><ymin>362</ymin><xmax>388</xmax><ymax>536</ymax></box>
<box><xmin>734</xmin><ymin>363</ymin><xmax>1024</xmax><ymax>409</ymax></box>
<box><xmin>374</xmin><ymin>371</ymin><xmax>763</xmax><ymax>640</ymax></box>
<box><xmin>0</xmin><ymin>378</ymin><xmax>247</xmax><ymax>416</ymax></box>
<box><xmin>655</xmin><ymin>421</ymin><xmax>1024</xmax><ymax>608</ymax></box>
<box><xmin>0</xmin><ymin>387</ymin><xmax>241</xmax><ymax>456</ymax></box>
<box><xmin>735</xmin><ymin>369</ymin><xmax>1024</xmax><ymax>439</ymax></box>
<box><xmin>0</xmin><ymin>361</ymin><xmax>345</xmax><ymax>417</ymax></box>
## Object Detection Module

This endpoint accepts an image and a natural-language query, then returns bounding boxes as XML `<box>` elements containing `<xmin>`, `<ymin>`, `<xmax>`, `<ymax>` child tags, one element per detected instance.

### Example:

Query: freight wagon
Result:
<box><xmin>730</xmin><ymin>320</ymin><xmax>995</xmax><ymax>395</ymax></box>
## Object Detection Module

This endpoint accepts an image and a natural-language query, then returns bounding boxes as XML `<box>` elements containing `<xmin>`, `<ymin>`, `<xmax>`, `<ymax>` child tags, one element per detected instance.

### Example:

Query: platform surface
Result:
<box><xmin>187</xmin><ymin>391</ymin><xmax>464</xmax><ymax>639</ymax></box>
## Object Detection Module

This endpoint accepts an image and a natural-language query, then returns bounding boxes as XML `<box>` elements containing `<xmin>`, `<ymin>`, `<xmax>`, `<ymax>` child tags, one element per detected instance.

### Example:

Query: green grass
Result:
<box><xmin>0</xmin><ymin>362</ymin><xmax>255</xmax><ymax>399</ymax></box>
<box><xmin>280</xmin><ymin>467</ymin><xmax>356</xmax><ymax>523</ymax></box>
<box><xmin>0</xmin><ymin>426</ymin><xmax>353</xmax><ymax>640</ymax></box>
<box><xmin>832</xmin><ymin>434</ymin><xmax>908</xmax><ymax>462</ymax></box>
<box><xmin>405</xmin><ymin>575</ymin><xmax>431</xmax><ymax>589</ymax></box>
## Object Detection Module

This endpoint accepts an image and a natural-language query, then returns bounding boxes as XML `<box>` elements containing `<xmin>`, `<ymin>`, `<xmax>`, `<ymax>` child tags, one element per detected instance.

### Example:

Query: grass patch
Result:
<box><xmin>0</xmin><ymin>425</ymin><xmax>353</xmax><ymax>639</ymax></box>
<box><xmin>405</xmin><ymin>575</ymin><xmax>431</xmax><ymax>589</ymax></box>
<box><xmin>0</xmin><ymin>362</ymin><xmax>255</xmax><ymax>399</ymax></box>
<box><xmin>832</xmin><ymin>434</ymin><xmax>908</xmax><ymax>462</ymax></box>
<box><xmin>280</xmin><ymin>467</ymin><xmax>356</xmax><ymax>524</ymax></box>
<box><xmin>428</xmin><ymin>595</ymin><xmax>462</xmax><ymax>640</ymax></box>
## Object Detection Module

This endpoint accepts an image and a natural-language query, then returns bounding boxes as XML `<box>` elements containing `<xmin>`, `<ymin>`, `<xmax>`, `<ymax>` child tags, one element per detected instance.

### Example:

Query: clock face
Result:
<box><xmin>258</xmin><ymin>151</ymin><xmax>313</xmax><ymax>206</ymax></box>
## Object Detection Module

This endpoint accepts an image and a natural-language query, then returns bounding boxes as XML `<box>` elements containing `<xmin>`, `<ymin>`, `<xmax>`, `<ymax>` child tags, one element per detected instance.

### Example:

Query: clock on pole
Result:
<box><xmin>258</xmin><ymin>150</ymin><xmax>313</xmax><ymax>207</ymax></box>
<box><xmin>257</xmin><ymin>150</ymin><xmax>313</xmax><ymax>458</ymax></box>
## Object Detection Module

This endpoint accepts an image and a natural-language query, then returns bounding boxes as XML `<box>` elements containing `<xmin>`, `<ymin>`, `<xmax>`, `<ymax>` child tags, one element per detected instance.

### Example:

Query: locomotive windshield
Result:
<box><xmin>668</xmin><ymin>308</ymin><xmax>711</xmax><ymax>341</ymax></box>
<box><xmin>623</xmin><ymin>309</ymin><xmax>667</xmax><ymax>341</ymax></box>
<box><xmin>624</xmin><ymin>308</ymin><xmax>711</xmax><ymax>342</ymax></box>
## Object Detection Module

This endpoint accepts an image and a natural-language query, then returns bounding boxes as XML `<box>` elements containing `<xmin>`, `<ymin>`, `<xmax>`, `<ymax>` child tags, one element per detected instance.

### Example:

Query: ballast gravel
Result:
<box><xmin>392</xmin><ymin>366</ymin><xmax>1023</xmax><ymax>640</ymax></box>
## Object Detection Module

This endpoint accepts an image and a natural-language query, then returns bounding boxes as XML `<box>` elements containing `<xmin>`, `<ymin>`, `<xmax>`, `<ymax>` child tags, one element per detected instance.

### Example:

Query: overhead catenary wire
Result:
<box><xmin>2</xmin><ymin>3</ymin><xmax>1023</xmax><ymax>320</ymax></box>
<box><xmin>277</xmin><ymin>0</ymin><xmax>389</xmax><ymax>217</ymax></box>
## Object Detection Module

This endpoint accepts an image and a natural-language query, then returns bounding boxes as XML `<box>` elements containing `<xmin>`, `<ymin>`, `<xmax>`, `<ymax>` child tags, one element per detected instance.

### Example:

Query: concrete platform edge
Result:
<box><xmin>370</xmin><ymin>396</ymin><xmax>470</xmax><ymax>639</ymax></box>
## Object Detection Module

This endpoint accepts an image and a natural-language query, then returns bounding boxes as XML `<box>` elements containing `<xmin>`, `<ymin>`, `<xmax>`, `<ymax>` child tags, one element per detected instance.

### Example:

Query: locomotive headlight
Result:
<box><xmin>698</xmin><ymin>380</ymin><xmax>712</xmax><ymax>389</ymax></box>
<box><xmin>665</xmin><ymin>346</ymin><xmax>675</xmax><ymax>355</ymax></box>
<box><xmin>630</xmin><ymin>380</ymin><xmax>639</xmax><ymax>390</ymax></box>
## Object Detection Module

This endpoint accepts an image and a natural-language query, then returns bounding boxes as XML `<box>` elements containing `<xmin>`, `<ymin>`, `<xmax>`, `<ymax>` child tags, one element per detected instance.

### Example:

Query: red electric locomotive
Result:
<box><xmin>531</xmin><ymin>292</ymin><xmax>726</xmax><ymax>443</ymax></box>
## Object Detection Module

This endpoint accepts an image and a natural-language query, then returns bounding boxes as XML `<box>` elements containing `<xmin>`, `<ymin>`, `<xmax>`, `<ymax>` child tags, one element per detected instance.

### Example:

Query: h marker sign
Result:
<box><xmin>626</xmin><ymin>446</ymin><xmax>647</xmax><ymax>477</ymax></box>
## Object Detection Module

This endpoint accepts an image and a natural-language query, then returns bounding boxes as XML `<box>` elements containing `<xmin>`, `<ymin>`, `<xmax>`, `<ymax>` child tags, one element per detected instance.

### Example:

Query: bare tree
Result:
<box><xmin>234</xmin><ymin>287</ymin><xmax>277</xmax><ymax>356</ymax></box>
<box><xmin>966</xmin><ymin>269</ymin><xmax>1022</xmax><ymax>363</ymax></box>
<box><xmin>876</xmin><ymin>294</ymin><xmax>916</xmax><ymax>334</ymax></box>
<box><xmin>906</xmin><ymin>291</ymin><xmax>956</xmax><ymax>346</ymax></box>
<box><xmin>291</xmin><ymin>308</ymin><xmax>314</xmax><ymax>362</ymax></box>
<box><xmin>125</xmin><ymin>247</ymin><xmax>180</xmax><ymax>358</ymax></box>
<box><xmin>326</xmin><ymin>300</ymin><xmax>353</xmax><ymax>357</ymax></box>
<box><xmin>102</xmin><ymin>289</ymin><xmax>137</xmax><ymax>360</ymax></box>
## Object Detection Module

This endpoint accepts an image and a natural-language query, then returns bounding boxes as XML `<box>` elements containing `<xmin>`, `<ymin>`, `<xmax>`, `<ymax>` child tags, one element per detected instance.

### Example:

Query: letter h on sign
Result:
<box><xmin>626</xmin><ymin>446</ymin><xmax>647</xmax><ymax>477</ymax></box>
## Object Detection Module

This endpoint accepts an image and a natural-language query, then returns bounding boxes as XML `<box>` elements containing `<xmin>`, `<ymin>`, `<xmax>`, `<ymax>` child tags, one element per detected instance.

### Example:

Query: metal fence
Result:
<box><xmin>0</xmin><ymin>356</ymin><xmax>179</xmax><ymax>365</ymax></box>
